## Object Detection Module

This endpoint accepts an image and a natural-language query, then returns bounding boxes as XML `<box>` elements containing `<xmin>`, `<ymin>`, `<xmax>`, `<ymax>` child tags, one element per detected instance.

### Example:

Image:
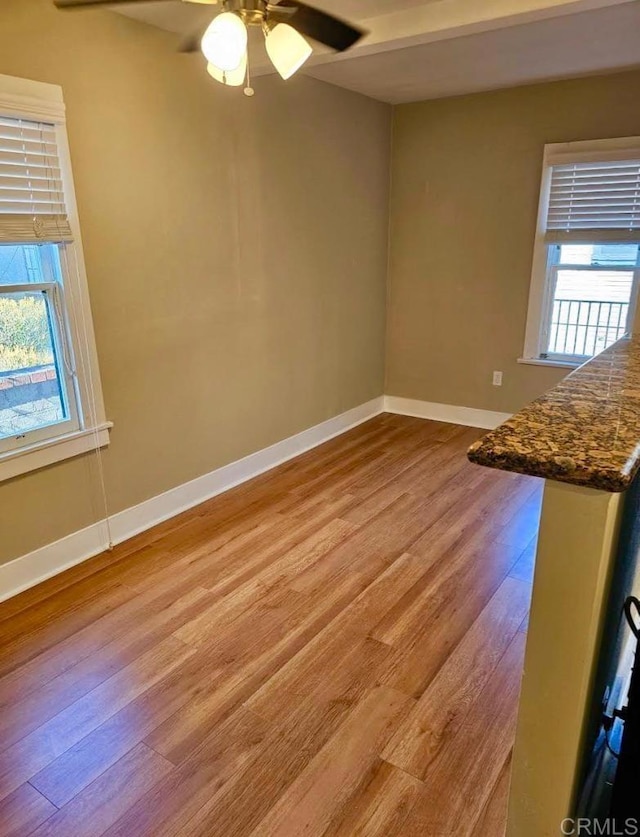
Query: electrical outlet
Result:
<box><xmin>493</xmin><ymin>371</ymin><xmax>503</xmax><ymax>387</ymax></box>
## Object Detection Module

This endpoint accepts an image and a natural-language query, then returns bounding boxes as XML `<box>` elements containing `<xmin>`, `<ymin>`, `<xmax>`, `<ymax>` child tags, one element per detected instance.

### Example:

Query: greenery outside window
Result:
<box><xmin>0</xmin><ymin>245</ymin><xmax>80</xmax><ymax>453</ymax></box>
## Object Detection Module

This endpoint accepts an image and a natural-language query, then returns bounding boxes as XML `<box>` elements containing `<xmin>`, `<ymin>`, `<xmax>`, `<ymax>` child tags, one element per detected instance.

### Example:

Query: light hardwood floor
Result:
<box><xmin>0</xmin><ymin>414</ymin><xmax>541</xmax><ymax>837</ymax></box>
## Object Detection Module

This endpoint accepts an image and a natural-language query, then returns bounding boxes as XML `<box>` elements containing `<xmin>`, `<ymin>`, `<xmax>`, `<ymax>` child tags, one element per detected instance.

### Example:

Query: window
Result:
<box><xmin>0</xmin><ymin>75</ymin><xmax>108</xmax><ymax>481</ymax></box>
<box><xmin>0</xmin><ymin>245</ymin><xmax>79</xmax><ymax>451</ymax></box>
<box><xmin>522</xmin><ymin>137</ymin><xmax>640</xmax><ymax>367</ymax></box>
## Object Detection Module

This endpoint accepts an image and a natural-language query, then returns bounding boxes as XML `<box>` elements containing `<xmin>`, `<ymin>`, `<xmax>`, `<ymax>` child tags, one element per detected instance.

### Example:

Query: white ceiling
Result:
<box><xmin>115</xmin><ymin>0</ymin><xmax>640</xmax><ymax>103</ymax></box>
<box><xmin>310</xmin><ymin>2</ymin><xmax>640</xmax><ymax>103</ymax></box>
<box><xmin>117</xmin><ymin>0</ymin><xmax>442</xmax><ymax>33</ymax></box>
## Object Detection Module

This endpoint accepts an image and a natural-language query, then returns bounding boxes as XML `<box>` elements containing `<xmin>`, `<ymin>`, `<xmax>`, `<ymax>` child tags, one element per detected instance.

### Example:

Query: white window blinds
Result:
<box><xmin>0</xmin><ymin>115</ymin><xmax>73</xmax><ymax>244</ymax></box>
<box><xmin>545</xmin><ymin>158</ymin><xmax>640</xmax><ymax>243</ymax></box>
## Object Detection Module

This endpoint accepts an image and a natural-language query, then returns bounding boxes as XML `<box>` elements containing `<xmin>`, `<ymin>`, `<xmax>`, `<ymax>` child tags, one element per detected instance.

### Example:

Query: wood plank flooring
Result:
<box><xmin>0</xmin><ymin>414</ymin><xmax>541</xmax><ymax>837</ymax></box>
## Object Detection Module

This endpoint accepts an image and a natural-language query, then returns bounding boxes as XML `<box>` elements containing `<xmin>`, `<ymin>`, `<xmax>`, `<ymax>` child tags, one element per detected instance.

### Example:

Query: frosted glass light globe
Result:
<box><xmin>207</xmin><ymin>55</ymin><xmax>247</xmax><ymax>87</ymax></box>
<box><xmin>201</xmin><ymin>12</ymin><xmax>248</xmax><ymax>73</ymax></box>
<box><xmin>266</xmin><ymin>23</ymin><xmax>313</xmax><ymax>80</ymax></box>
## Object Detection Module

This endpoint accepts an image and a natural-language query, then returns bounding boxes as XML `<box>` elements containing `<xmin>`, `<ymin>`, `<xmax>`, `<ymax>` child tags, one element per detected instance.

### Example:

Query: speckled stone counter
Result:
<box><xmin>468</xmin><ymin>336</ymin><xmax>640</xmax><ymax>492</ymax></box>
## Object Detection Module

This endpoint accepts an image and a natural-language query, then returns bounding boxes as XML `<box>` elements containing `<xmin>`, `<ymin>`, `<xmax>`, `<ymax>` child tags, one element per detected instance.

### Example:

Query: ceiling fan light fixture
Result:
<box><xmin>207</xmin><ymin>54</ymin><xmax>247</xmax><ymax>86</ymax></box>
<box><xmin>201</xmin><ymin>11</ymin><xmax>248</xmax><ymax>72</ymax></box>
<box><xmin>265</xmin><ymin>23</ymin><xmax>313</xmax><ymax>80</ymax></box>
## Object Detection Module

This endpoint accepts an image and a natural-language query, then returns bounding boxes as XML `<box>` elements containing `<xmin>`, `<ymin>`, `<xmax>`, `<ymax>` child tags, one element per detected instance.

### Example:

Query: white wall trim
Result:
<box><xmin>0</xmin><ymin>73</ymin><xmax>66</xmax><ymax>123</ymax></box>
<box><xmin>0</xmin><ymin>397</ymin><xmax>384</xmax><ymax>604</ymax></box>
<box><xmin>384</xmin><ymin>395</ymin><xmax>511</xmax><ymax>430</ymax></box>
<box><xmin>0</xmin><ymin>424</ymin><xmax>112</xmax><ymax>484</ymax></box>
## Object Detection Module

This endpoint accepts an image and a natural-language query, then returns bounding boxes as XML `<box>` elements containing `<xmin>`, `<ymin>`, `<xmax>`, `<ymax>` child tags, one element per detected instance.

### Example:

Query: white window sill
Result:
<box><xmin>0</xmin><ymin>422</ymin><xmax>112</xmax><ymax>483</ymax></box>
<box><xmin>517</xmin><ymin>357</ymin><xmax>582</xmax><ymax>370</ymax></box>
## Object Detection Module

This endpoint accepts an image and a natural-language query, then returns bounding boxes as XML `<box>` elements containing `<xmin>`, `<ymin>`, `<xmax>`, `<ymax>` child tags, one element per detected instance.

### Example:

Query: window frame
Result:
<box><xmin>0</xmin><ymin>73</ymin><xmax>110</xmax><ymax>483</ymax></box>
<box><xmin>521</xmin><ymin>137</ymin><xmax>640</xmax><ymax>369</ymax></box>
<box><xmin>0</xmin><ymin>280</ymin><xmax>80</xmax><ymax>454</ymax></box>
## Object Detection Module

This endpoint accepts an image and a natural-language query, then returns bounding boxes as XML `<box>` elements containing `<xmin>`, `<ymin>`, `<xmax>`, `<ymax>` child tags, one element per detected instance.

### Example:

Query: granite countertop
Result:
<box><xmin>468</xmin><ymin>336</ymin><xmax>640</xmax><ymax>492</ymax></box>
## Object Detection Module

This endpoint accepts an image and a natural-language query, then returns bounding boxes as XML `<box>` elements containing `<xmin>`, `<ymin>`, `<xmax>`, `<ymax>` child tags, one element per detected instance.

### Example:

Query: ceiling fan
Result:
<box><xmin>53</xmin><ymin>0</ymin><xmax>367</xmax><ymax>95</ymax></box>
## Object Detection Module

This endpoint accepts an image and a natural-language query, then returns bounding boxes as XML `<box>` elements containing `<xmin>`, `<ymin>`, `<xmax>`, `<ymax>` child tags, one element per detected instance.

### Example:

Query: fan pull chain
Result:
<box><xmin>244</xmin><ymin>38</ymin><xmax>255</xmax><ymax>97</ymax></box>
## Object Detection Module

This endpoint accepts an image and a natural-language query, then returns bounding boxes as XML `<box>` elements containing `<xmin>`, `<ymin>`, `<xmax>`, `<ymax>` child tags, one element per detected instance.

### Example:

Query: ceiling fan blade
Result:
<box><xmin>268</xmin><ymin>1</ymin><xmax>366</xmax><ymax>52</ymax></box>
<box><xmin>54</xmin><ymin>0</ymin><xmax>171</xmax><ymax>8</ymax></box>
<box><xmin>54</xmin><ymin>0</ymin><xmax>217</xmax><ymax>8</ymax></box>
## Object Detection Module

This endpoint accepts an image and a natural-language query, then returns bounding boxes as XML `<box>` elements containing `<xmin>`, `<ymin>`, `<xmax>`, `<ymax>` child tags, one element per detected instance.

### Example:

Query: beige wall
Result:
<box><xmin>386</xmin><ymin>69</ymin><xmax>640</xmax><ymax>413</ymax></box>
<box><xmin>0</xmin><ymin>0</ymin><xmax>391</xmax><ymax>565</ymax></box>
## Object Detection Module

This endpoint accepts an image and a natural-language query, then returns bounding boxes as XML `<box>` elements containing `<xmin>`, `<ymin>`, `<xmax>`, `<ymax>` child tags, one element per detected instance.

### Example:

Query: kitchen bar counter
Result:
<box><xmin>468</xmin><ymin>336</ymin><xmax>640</xmax><ymax>492</ymax></box>
<box><xmin>466</xmin><ymin>337</ymin><xmax>640</xmax><ymax>835</ymax></box>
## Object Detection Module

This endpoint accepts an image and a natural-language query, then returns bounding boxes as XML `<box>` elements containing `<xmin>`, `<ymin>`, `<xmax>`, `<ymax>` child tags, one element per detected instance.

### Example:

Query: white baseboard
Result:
<box><xmin>384</xmin><ymin>395</ymin><xmax>511</xmax><ymax>430</ymax></box>
<box><xmin>0</xmin><ymin>397</ymin><xmax>384</xmax><ymax>604</ymax></box>
<box><xmin>0</xmin><ymin>394</ymin><xmax>510</xmax><ymax>605</ymax></box>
